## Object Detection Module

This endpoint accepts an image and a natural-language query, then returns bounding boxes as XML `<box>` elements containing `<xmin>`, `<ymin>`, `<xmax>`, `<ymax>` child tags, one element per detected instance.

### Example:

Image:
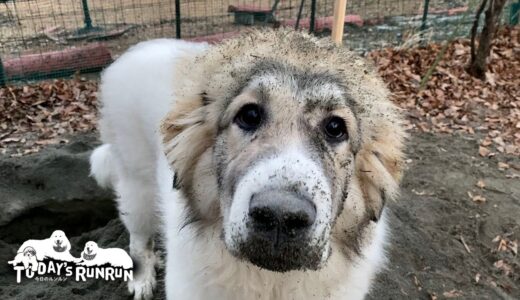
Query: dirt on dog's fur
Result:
<box><xmin>0</xmin><ymin>132</ymin><xmax>518</xmax><ymax>299</ymax></box>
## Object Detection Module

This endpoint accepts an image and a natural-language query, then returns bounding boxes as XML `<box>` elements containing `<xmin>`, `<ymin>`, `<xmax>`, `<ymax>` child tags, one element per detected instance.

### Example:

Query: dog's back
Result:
<box><xmin>90</xmin><ymin>38</ymin><xmax>208</xmax><ymax>300</ymax></box>
<box><xmin>91</xmin><ymin>39</ymin><xmax>208</xmax><ymax>185</ymax></box>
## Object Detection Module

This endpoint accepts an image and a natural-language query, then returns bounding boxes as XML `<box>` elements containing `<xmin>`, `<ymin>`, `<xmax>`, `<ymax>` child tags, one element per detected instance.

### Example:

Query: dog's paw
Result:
<box><xmin>128</xmin><ymin>269</ymin><xmax>156</xmax><ymax>300</ymax></box>
<box><xmin>128</xmin><ymin>253</ymin><xmax>157</xmax><ymax>300</ymax></box>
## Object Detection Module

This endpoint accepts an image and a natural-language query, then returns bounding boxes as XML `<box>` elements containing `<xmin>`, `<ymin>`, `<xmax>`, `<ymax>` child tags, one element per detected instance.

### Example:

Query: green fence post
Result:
<box><xmin>0</xmin><ymin>56</ymin><xmax>5</xmax><ymax>87</ymax></box>
<box><xmin>511</xmin><ymin>1</ymin><xmax>520</xmax><ymax>25</ymax></box>
<box><xmin>420</xmin><ymin>0</ymin><xmax>430</xmax><ymax>44</ymax></box>
<box><xmin>81</xmin><ymin>0</ymin><xmax>93</xmax><ymax>30</ymax></box>
<box><xmin>175</xmin><ymin>0</ymin><xmax>181</xmax><ymax>39</ymax></box>
<box><xmin>421</xmin><ymin>0</ymin><xmax>430</xmax><ymax>32</ymax></box>
<box><xmin>309</xmin><ymin>0</ymin><xmax>317</xmax><ymax>33</ymax></box>
<box><xmin>295</xmin><ymin>0</ymin><xmax>306</xmax><ymax>30</ymax></box>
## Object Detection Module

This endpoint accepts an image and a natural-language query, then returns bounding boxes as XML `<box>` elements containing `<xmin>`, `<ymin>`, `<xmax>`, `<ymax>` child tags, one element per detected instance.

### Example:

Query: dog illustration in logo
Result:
<box><xmin>8</xmin><ymin>230</ymin><xmax>78</xmax><ymax>268</ymax></box>
<box><xmin>7</xmin><ymin>246</ymin><xmax>39</xmax><ymax>271</ymax></box>
<box><xmin>79</xmin><ymin>241</ymin><xmax>133</xmax><ymax>269</ymax></box>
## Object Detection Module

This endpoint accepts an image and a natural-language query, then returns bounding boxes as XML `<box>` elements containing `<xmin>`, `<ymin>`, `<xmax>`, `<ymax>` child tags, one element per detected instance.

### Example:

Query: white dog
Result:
<box><xmin>91</xmin><ymin>30</ymin><xmax>405</xmax><ymax>300</ymax></box>
<box><xmin>79</xmin><ymin>241</ymin><xmax>133</xmax><ymax>269</ymax></box>
<box><xmin>8</xmin><ymin>246</ymin><xmax>38</xmax><ymax>271</ymax></box>
<box><xmin>8</xmin><ymin>230</ymin><xmax>77</xmax><ymax>267</ymax></box>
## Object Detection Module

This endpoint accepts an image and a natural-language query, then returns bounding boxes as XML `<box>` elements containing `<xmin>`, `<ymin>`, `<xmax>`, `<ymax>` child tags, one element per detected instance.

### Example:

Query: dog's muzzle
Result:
<box><xmin>53</xmin><ymin>240</ymin><xmax>67</xmax><ymax>253</ymax></box>
<box><xmin>83</xmin><ymin>252</ymin><xmax>97</xmax><ymax>261</ymax></box>
<box><xmin>240</xmin><ymin>189</ymin><xmax>322</xmax><ymax>272</ymax></box>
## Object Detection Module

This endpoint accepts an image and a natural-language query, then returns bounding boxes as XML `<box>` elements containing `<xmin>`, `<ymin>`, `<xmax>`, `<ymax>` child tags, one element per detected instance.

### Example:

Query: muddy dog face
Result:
<box><xmin>213</xmin><ymin>64</ymin><xmax>361</xmax><ymax>271</ymax></box>
<box><xmin>162</xmin><ymin>30</ymin><xmax>405</xmax><ymax>272</ymax></box>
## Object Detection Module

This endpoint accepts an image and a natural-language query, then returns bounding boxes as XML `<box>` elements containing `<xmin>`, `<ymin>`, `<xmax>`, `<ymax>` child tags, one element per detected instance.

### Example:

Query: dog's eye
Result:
<box><xmin>323</xmin><ymin>116</ymin><xmax>348</xmax><ymax>141</ymax></box>
<box><xmin>234</xmin><ymin>104</ymin><xmax>263</xmax><ymax>131</ymax></box>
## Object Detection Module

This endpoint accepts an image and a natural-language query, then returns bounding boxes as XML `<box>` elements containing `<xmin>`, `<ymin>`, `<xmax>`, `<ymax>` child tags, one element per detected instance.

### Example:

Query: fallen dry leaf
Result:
<box><xmin>412</xmin><ymin>189</ymin><xmax>434</xmax><ymax>196</ymax></box>
<box><xmin>497</xmin><ymin>238</ymin><xmax>509</xmax><ymax>252</ymax></box>
<box><xmin>498</xmin><ymin>162</ymin><xmax>510</xmax><ymax>170</ymax></box>
<box><xmin>413</xmin><ymin>275</ymin><xmax>422</xmax><ymax>291</ymax></box>
<box><xmin>476</xmin><ymin>180</ymin><xmax>486</xmax><ymax>189</ymax></box>
<box><xmin>492</xmin><ymin>235</ymin><xmax>501</xmax><ymax>243</ymax></box>
<box><xmin>495</xmin><ymin>235</ymin><xmax>519</xmax><ymax>256</ymax></box>
<box><xmin>443</xmin><ymin>290</ymin><xmax>463</xmax><ymax>298</ymax></box>
<box><xmin>494</xmin><ymin>260</ymin><xmax>513</xmax><ymax>276</ymax></box>
<box><xmin>509</xmin><ymin>240</ymin><xmax>518</xmax><ymax>255</ymax></box>
<box><xmin>479</xmin><ymin>147</ymin><xmax>491</xmax><ymax>157</ymax></box>
<box><xmin>468</xmin><ymin>191</ymin><xmax>486</xmax><ymax>203</ymax></box>
<box><xmin>505</xmin><ymin>173</ymin><xmax>520</xmax><ymax>179</ymax></box>
<box><xmin>1</xmin><ymin>137</ymin><xmax>20</xmax><ymax>143</ymax></box>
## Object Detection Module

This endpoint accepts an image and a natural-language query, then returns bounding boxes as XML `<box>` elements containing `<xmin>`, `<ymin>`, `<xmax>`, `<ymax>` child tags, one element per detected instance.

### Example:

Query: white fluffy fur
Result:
<box><xmin>160</xmin><ymin>155</ymin><xmax>388</xmax><ymax>299</ymax></box>
<box><xmin>90</xmin><ymin>144</ymin><xmax>115</xmax><ymax>188</ymax></box>
<box><xmin>91</xmin><ymin>38</ymin><xmax>387</xmax><ymax>300</ymax></box>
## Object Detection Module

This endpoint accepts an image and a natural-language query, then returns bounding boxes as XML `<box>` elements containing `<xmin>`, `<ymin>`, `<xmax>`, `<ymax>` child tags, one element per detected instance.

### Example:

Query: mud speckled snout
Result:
<box><xmin>242</xmin><ymin>189</ymin><xmax>320</xmax><ymax>271</ymax></box>
<box><xmin>224</xmin><ymin>148</ymin><xmax>333</xmax><ymax>272</ymax></box>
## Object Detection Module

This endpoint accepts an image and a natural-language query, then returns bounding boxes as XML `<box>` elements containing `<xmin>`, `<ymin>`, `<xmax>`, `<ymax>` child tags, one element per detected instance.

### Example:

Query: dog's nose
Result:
<box><xmin>249</xmin><ymin>190</ymin><xmax>316</xmax><ymax>240</ymax></box>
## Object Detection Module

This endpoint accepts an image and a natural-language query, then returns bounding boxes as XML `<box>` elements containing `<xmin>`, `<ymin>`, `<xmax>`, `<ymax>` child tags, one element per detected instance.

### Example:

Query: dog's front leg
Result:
<box><xmin>117</xmin><ymin>176</ymin><xmax>158</xmax><ymax>300</ymax></box>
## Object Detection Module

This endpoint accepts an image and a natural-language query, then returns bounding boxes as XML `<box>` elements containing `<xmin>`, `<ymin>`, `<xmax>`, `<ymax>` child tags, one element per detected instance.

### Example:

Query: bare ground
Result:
<box><xmin>0</xmin><ymin>131</ymin><xmax>519</xmax><ymax>299</ymax></box>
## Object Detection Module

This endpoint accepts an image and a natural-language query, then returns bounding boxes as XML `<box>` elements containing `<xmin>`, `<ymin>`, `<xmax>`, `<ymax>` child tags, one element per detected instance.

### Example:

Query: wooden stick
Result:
<box><xmin>331</xmin><ymin>0</ymin><xmax>347</xmax><ymax>45</ymax></box>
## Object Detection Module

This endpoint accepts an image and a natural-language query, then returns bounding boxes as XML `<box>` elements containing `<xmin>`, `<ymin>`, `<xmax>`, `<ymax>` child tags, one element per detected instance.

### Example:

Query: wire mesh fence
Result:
<box><xmin>0</xmin><ymin>0</ymin><xmax>517</xmax><ymax>84</ymax></box>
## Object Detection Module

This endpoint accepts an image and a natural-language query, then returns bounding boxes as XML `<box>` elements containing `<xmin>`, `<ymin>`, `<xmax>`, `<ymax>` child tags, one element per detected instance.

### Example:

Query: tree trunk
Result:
<box><xmin>467</xmin><ymin>0</ymin><xmax>507</xmax><ymax>79</ymax></box>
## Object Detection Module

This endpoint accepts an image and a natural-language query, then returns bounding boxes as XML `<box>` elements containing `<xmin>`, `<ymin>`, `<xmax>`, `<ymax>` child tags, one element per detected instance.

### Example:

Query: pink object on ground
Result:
<box><xmin>4</xmin><ymin>44</ymin><xmax>112</xmax><ymax>79</ymax></box>
<box><xmin>448</xmin><ymin>6</ymin><xmax>468</xmax><ymax>16</ymax></box>
<box><xmin>428</xmin><ymin>6</ymin><xmax>468</xmax><ymax>16</ymax></box>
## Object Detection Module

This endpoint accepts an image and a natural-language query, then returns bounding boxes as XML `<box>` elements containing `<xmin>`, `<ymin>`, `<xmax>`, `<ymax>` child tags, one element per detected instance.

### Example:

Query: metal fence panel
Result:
<box><xmin>0</xmin><ymin>0</ymin><xmax>515</xmax><ymax>84</ymax></box>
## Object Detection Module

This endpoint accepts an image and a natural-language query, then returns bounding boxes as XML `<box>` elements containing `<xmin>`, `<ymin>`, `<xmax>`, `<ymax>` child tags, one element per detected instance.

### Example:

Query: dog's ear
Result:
<box><xmin>160</xmin><ymin>95</ymin><xmax>217</xmax><ymax>189</ymax></box>
<box><xmin>355</xmin><ymin>110</ymin><xmax>406</xmax><ymax>222</ymax></box>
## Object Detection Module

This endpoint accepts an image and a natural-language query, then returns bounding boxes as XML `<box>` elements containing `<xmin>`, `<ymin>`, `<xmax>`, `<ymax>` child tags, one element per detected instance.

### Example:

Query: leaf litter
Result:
<box><xmin>0</xmin><ymin>77</ymin><xmax>98</xmax><ymax>156</ymax></box>
<box><xmin>369</xmin><ymin>27</ymin><xmax>519</xmax><ymax>157</ymax></box>
<box><xmin>0</xmin><ymin>27</ymin><xmax>519</xmax><ymax>158</ymax></box>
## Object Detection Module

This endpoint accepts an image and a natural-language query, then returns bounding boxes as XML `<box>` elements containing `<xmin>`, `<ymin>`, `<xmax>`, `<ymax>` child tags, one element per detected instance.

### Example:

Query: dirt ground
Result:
<box><xmin>0</xmin><ymin>131</ymin><xmax>518</xmax><ymax>299</ymax></box>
